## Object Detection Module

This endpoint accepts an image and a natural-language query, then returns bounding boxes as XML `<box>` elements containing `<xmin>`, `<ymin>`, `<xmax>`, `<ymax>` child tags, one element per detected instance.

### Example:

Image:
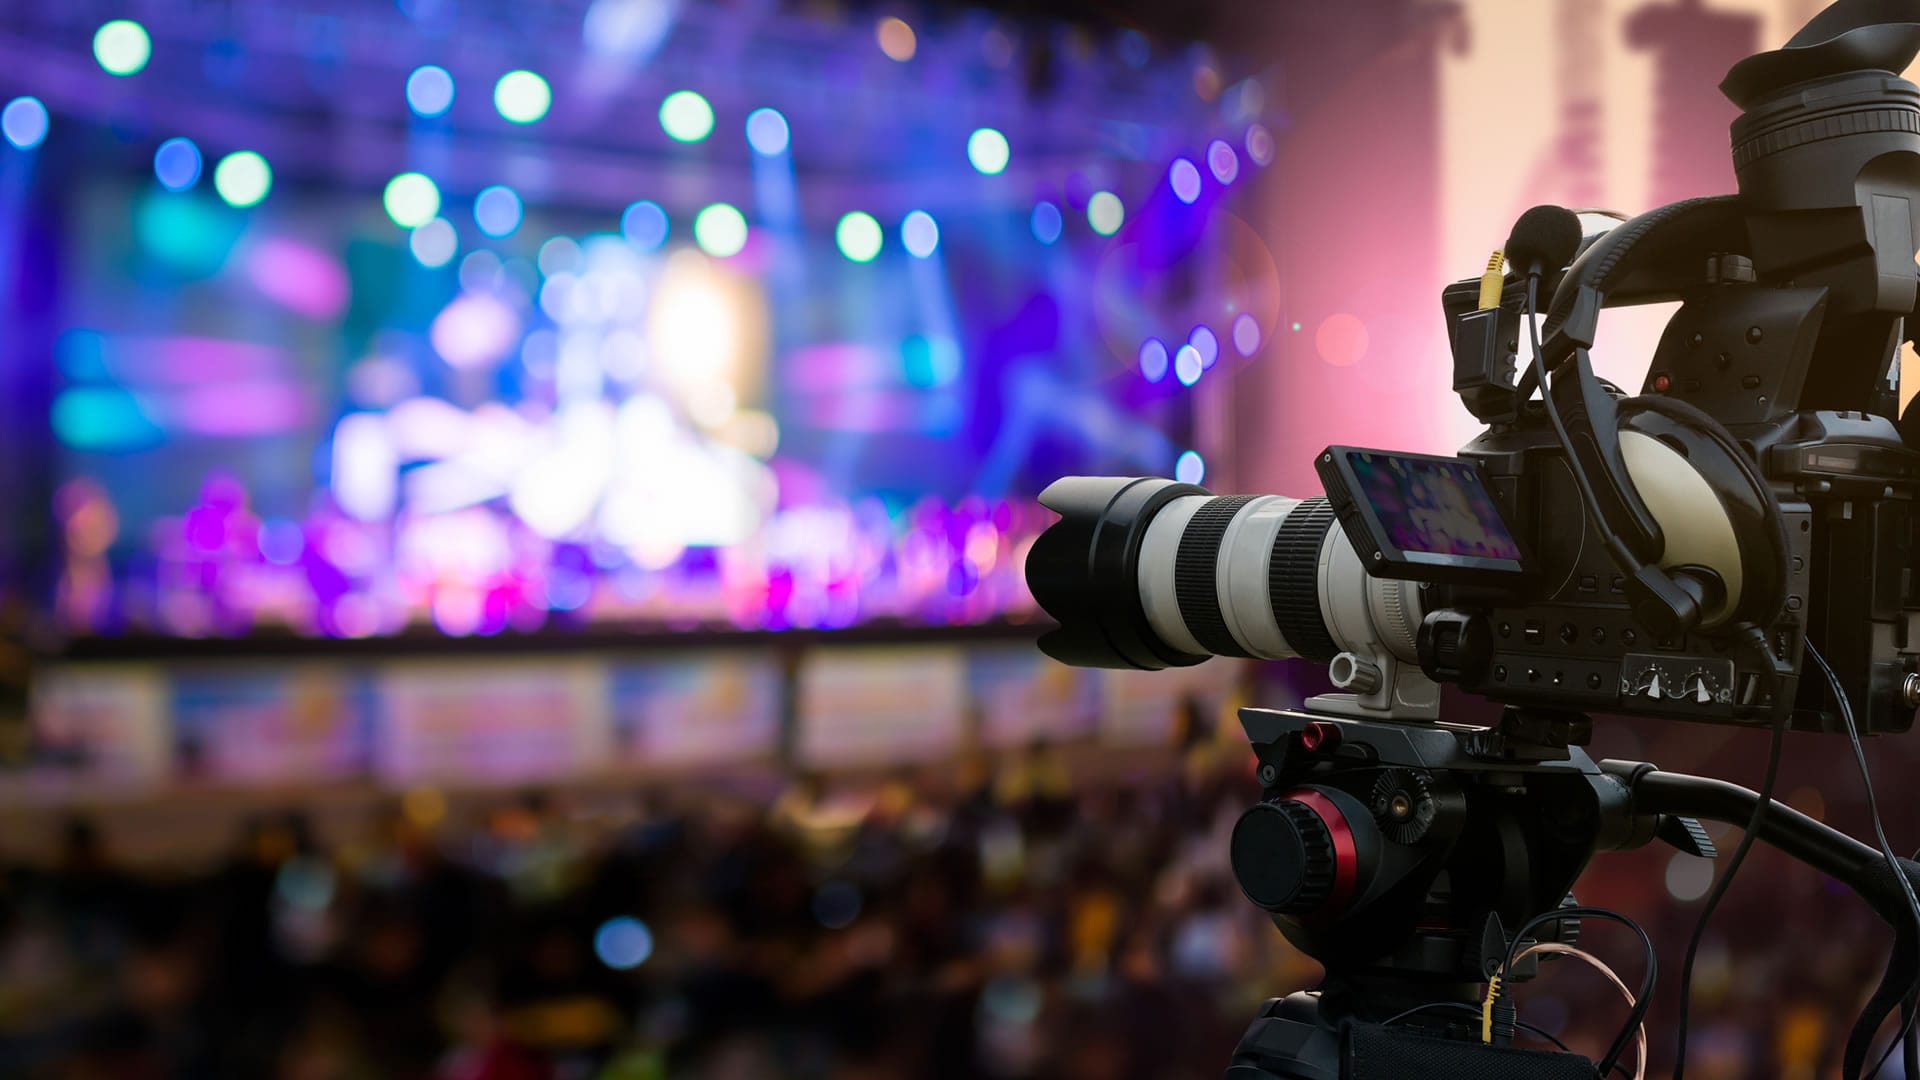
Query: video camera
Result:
<box><xmin>1026</xmin><ymin>3</ymin><xmax>1920</xmax><ymax>1078</ymax></box>
<box><xmin>1030</xmin><ymin>1</ymin><xmax>1920</xmax><ymax>738</ymax></box>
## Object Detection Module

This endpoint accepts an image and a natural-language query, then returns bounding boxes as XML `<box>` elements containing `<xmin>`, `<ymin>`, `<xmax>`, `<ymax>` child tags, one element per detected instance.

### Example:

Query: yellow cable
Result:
<box><xmin>1478</xmin><ymin>250</ymin><xmax>1506</xmax><ymax>310</ymax></box>
<box><xmin>1480</xmin><ymin>973</ymin><xmax>1502</xmax><ymax>1043</ymax></box>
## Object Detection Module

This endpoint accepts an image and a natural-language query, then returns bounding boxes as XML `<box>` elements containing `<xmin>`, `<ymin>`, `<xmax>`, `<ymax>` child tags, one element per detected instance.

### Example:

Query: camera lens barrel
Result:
<box><xmin>1026</xmin><ymin>477</ymin><xmax>1424</xmax><ymax>671</ymax></box>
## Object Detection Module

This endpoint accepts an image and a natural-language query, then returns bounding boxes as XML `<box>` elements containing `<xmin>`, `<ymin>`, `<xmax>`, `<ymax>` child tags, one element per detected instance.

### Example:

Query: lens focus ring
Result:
<box><xmin>1174</xmin><ymin>496</ymin><xmax>1257</xmax><ymax>659</ymax></box>
<box><xmin>1270</xmin><ymin>498</ymin><xmax>1339</xmax><ymax>664</ymax></box>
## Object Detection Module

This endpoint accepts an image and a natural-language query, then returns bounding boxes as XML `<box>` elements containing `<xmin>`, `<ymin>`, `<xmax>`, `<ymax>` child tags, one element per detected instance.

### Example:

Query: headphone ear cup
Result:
<box><xmin>1614</xmin><ymin>394</ymin><xmax>1790</xmax><ymax>629</ymax></box>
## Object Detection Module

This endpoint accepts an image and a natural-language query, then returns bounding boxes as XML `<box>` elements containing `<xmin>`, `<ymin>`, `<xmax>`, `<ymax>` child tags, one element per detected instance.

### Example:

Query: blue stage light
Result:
<box><xmin>410</xmin><ymin>218</ymin><xmax>458</xmax><ymax>268</ymax></box>
<box><xmin>213</xmin><ymin>151</ymin><xmax>272</xmax><ymax>208</ymax></box>
<box><xmin>1208</xmin><ymin>139</ymin><xmax>1241</xmax><ymax>183</ymax></box>
<box><xmin>967</xmin><ymin>128</ymin><xmax>1009</xmax><ymax>175</ymax></box>
<box><xmin>1169</xmin><ymin>158</ymin><xmax>1201</xmax><ymax>204</ymax></box>
<box><xmin>407</xmin><ymin>65</ymin><xmax>455</xmax><ymax>117</ymax></box>
<box><xmin>621</xmin><ymin>200</ymin><xmax>668</xmax><ymax>250</ymax></box>
<box><xmin>694</xmin><ymin>203</ymin><xmax>747</xmax><ymax>257</ymax></box>
<box><xmin>2</xmin><ymin>97</ymin><xmax>48</xmax><ymax>150</ymax></box>
<box><xmin>1190</xmin><ymin>325</ymin><xmax>1219</xmax><ymax>368</ymax></box>
<box><xmin>583</xmin><ymin>0</ymin><xmax>678</xmax><ymax>63</ymax></box>
<box><xmin>258</xmin><ymin>519</ymin><xmax>304</xmax><ymax>565</ymax></box>
<box><xmin>384</xmin><ymin>173</ymin><xmax>441</xmax><ymax>229</ymax></box>
<box><xmin>901</xmin><ymin>335</ymin><xmax>961</xmax><ymax>387</ymax></box>
<box><xmin>495</xmin><ymin>70</ymin><xmax>551</xmax><ymax>124</ymax></box>
<box><xmin>154</xmin><ymin>137</ymin><xmax>202</xmax><ymax>190</ymax></box>
<box><xmin>1030</xmin><ymin>201</ymin><xmax>1062</xmax><ymax>245</ymax></box>
<box><xmin>537</xmin><ymin>236</ymin><xmax>581</xmax><ymax>276</ymax></box>
<box><xmin>594</xmin><ymin>917</ymin><xmax>654</xmax><ymax>970</ymax></box>
<box><xmin>1176</xmin><ymin>451</ymin><xmax>1205</xmax><ymax>485</ymax></box>
<box><xmin>660</xmin><ymin>90</ymin><xmax>714</xmax><ymax>142</ymax></box>
<box><xmin>52</xmin><ymin>387</ymin><xmax>163</xmax><ymax>451</ymax></box>
<box><xmin>93</xmin><ymin>20</ymin><xmax>151</xmax><ymax>76</ymax></box>
<box><xmin>1088</xmin><ymin>192</ymin><xmax>1124</xmax><ymax>236</ymax></box>
<box><xmin>1233</xmin><ymin>313</ymin><xmax>1262</xmax><ymax>356</ymax></box>
<box><xmin>1138</xmin><ymin>339</ymin><xmax>1169</xmax><ymax>382</ymax></box>
<box><xmin>1174</xmin><ymin>345</ymin><xmax>1202</xmax><ymax>386</ymax></box>
<box><xmin>901</xmin><ymin>211</ymin><xmax>938</xmax><ymax>258</ymax></box>
<box><xmin>1246</xmin><ymin>124</ymin><xmax>1276</xmax><ymax>167</ymax></box>
<box><xmin>746</xmin><ymin>108</ymin><xmax>789</xmax><ymax>155</ymax></box>
<box><xmin>474</xmin><ymin>185</ymin><xmax>523</xmax><ymax>238</ymax></box>
<box><xmin>836</xmin><ymin>212</ymin><xmax>883</xmax><ymax>263</ymax></box>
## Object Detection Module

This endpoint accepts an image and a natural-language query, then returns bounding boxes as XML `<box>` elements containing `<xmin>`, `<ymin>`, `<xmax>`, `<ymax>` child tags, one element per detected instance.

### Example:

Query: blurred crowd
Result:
<box><xmin>0</xmin><ymin>718</ymin><xmax>1909</xmax><ymax>1080</ymax></box>
<box><xmin>0</xmin><ymin>727</ymin><xmax>1307</xmax><ymax>1080</ymax></box>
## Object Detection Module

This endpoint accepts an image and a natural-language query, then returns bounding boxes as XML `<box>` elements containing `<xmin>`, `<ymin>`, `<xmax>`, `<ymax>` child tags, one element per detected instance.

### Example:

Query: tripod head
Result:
<box><xmin>1221</xmin><ymin>704</ymin><xmax>1920</xmax><ymax>1079</ymax></box>
<box><xmin>1221</xmin><ymin>707</ymin><xmax>1677</xmax><ymax>1079</ymax></box>
<box><xmin>1229</xmin><ymin>708</ymin><xmax>1675</xmax><ymax>986</ymax></box>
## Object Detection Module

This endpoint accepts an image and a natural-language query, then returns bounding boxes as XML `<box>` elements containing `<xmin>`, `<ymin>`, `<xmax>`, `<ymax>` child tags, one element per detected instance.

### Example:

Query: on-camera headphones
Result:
<box><xmin>1504</xmin><ymin>200</ymin><xmax>1791</xmax><ymax>642</ymax></box>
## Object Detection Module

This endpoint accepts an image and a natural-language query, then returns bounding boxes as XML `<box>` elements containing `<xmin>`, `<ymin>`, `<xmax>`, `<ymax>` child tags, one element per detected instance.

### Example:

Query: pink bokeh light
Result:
<box><xmin>429</xmin><ymin>293</ymin><xmax>523</xmax><ymax>370</ymax></box>
<box><xmin>160</xmin><ymin>383</ymin><xmax>315</xmax><ymax>437</ymax></box>
<box><xmin>245</xmin><ymin>238</ymin><xmax>351</xmax><ymax>320</ymax></box>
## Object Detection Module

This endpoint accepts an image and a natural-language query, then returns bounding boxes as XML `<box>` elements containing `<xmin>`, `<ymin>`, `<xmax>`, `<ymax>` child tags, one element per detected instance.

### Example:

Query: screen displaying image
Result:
<box><xmin>1347</xmin><ymin>451</ymin><xmax>1522</xmax><ymax>561</ymax></box>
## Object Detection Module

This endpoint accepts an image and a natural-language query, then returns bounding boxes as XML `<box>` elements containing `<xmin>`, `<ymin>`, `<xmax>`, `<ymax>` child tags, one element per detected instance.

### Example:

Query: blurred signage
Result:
<box><xmin>967</xmin><ymin>645</ymin><xmax>1098</xmax><ymax>748</ymax></box>
<box><xmin>23</xmin><ymin>664</ymin><xmax>171</xmax><ymax>789</ymax></box>
<box><xmin>796</xmin><ymin>646</ymin><xmax>967</xmax><ymax>767</ymax></box>
<box><xmin>608</xmin><ymin>652</ymin><xmax>781</xmax><ymax>768</ymax></box>
<box><xmin>1099</xmin><ymin>663</ymin><xmax>1240</xmax><ymax>747</ymax></box>
<box><xmin>172</xmin><ymin>665</ymin><xmax>371</xmax><ymax>783</ymax></box>
<box><xmin>374</xmin><ymin>660</ymin><xmax>610</xmax><ymax>784</ymax></box>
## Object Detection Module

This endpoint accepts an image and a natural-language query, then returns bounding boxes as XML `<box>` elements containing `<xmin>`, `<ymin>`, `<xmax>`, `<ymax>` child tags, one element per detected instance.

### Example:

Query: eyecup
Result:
<box><xmin>1722</xmin><ymin>0</ymin><xmax>1920</xmax><ymax>109</ymax></box>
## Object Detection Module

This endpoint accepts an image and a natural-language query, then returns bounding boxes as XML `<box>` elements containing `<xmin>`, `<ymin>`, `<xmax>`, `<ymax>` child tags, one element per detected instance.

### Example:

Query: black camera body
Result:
<box><xmin>1029</xmin><ymin>9</ymin><xmax>1920</xmax><ymax>1077</ymax></box>
<box><xmin>1429</xmin><ymin>19</ymin><xmax>1920</xmax><ymax>735</ymax></box>
<box><xmin>1426</xmin><ymin>285</ymin><xmax>1833</xmax><ymax>730</ymax></box>
<box><xmin>1028</xmin><ymin>0</ymin><xmax>1920</xmax><ymax>737</ymax></box>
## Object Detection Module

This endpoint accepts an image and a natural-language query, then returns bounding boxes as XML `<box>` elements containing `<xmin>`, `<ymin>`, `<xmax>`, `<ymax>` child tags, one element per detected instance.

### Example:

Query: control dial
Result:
<box><xmin>1231</xmin><ymin>800</ymin><xmax>1336</xmax><ymax>914</ymax></box>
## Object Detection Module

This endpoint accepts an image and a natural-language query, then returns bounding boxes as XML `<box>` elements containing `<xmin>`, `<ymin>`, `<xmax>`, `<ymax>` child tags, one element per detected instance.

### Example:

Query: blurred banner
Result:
<box><xmin>967</xmin><ymin>644</ymin><xmax>1100</xmax><ymax>748</ymax></box>
<box><xmin>608</xmin><ymin>651</ymin><xmax>782</xmax><ymax>768</ymax></box>
<box><xmin>374</xmin><ymin>659</ymin><xmax>611</xmax><ymax>784</ymax></box>
<box><xmin>172</xmin><ymin>665</ymin><xmax>373</xmax><ymax>784</ymax></box>
<box><xmin>23</xmin><ymin>664</ymin><xmax>171</xmax><ymax>790</ymax></box>
<box><xmin>795</xmin><ymin>646</ymin><xmax>970</xmax><ymax>767</ymax></box>
<box><xmin>5</xmin><ymin>649</ymin><xmax>1252</xmax><ymax>799</ymax></box>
